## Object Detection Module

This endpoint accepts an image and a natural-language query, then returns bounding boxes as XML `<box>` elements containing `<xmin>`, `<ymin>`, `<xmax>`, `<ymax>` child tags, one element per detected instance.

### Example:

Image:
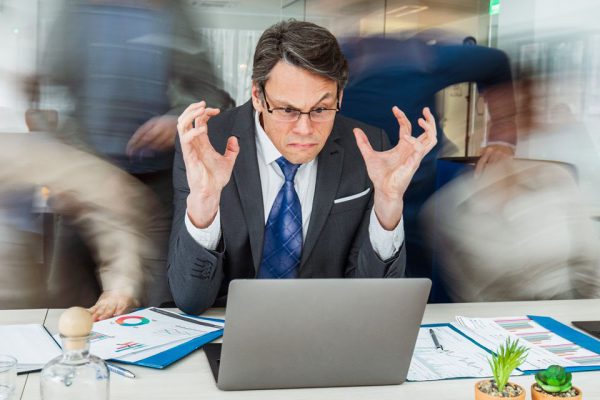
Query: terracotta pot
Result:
<box><xmin>475</xmin><ymin>380</ymin><xmax>526</xmax><ymax>400</ymax></box>
<box><xmin>530</xmin><ymin>384</ymin><xmax>583</xmax><ymax>400</ymax></box>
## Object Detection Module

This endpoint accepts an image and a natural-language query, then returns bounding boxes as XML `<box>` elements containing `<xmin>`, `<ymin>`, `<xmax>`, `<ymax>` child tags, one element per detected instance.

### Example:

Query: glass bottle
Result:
<box><xmin>41</xmin><ymin>307</ymin><xmax>109</xmax><ymax>400</ymax></box>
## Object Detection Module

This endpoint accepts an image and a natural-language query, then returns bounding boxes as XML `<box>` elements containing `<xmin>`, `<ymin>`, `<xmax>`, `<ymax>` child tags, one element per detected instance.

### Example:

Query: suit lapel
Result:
<box><xmin>231</xmin><ymin>102</ymin><xmax>265</xmax><ymax>272</ymax></box>
<box><xmin>300</xmin><ymin>122</ymin><xmax>344</xmax><ymax>268</ymax></box>
<box><xmin>231</xmin><ymin>105</ymin><xmax>346</xmax><ymax>272</ymax></box>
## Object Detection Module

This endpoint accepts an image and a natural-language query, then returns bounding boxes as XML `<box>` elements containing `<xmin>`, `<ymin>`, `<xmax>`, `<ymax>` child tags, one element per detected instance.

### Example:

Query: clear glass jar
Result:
<box><xmin>40</xmin><ymin>334</ymin><xmax>109</xmax><ymax>400</ymax></box>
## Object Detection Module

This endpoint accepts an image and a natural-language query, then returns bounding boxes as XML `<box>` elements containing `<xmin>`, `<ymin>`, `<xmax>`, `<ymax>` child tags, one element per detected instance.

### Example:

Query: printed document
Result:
<box><xmin>407</xmin><ymin>325</ymin><xmax>522</xmax><ymax>381</ymax></box>
<box><xmin>455</xmin><ymin>316</ymin><xmax>600</xmax><ymax>370</ymax></box>
<box><xmin>53</xmin><ymin>308</ymin><xmax>224</xmax><ymax>360</ymax></box>
<box><xmin>0</xmin><ymin>324</ymin><xmax>61</xmax><ymax>372</ymax></box>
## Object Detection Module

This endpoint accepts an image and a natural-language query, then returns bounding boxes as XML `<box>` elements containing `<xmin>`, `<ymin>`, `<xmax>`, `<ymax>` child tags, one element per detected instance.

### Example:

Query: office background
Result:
<box><xmin>0</xmin><ymin>0</ymin><xmax>599</xmax><ymax>307</ymax></box>
<box><xmin>3</xmin><ymin>0</ymin><xmax>600</xmax><ymax>158</ymax></box>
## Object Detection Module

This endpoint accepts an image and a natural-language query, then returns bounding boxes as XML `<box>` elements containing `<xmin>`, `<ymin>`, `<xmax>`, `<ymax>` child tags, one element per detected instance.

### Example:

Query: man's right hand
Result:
<box><xmin>177</xmin><ymin>101</ymin><xmax>239</xmax><ymax>228</ymax></box>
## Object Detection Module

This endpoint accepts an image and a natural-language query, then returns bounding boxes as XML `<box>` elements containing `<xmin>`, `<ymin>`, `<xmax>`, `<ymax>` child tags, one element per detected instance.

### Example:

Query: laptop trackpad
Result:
<box><xmin>204</xmin><ymin>343</ymin><xmax>222</xmax><ymax>382</ymax></box>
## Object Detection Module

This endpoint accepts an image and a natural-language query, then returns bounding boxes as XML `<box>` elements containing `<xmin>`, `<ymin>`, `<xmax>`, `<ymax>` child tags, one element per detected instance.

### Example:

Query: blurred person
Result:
<box><xmin>339</xmin><ymin>34</ymin><xmax>517</xmax><ymax>284</ymax></box>
<box><xmin>0</xmin><ymin>132</ymin><xmax>158</xmax><ymax>320</ymax></box>
<box><xmin>168</xmin><ymin>20</ymin><xmax>437</xmax><ymax>314</ymax></box>
<box><xmin>516</xmin><ymin>80</ymin><xmax>600</xmax><ymax>215</ymax></box>
<box><xmin>421</xmin><ymin>158</ymin><xmax>600</xmax><ymax>302</ymax></box>
<box><xmin>422</xmin><ymin>75</ymin><xmax>600</xmax><ymax>302</ymax></box>
<box><xmin>32</xmin><ymin>0</ymin><xmax>234</xmax><ymax>307</ymax></box>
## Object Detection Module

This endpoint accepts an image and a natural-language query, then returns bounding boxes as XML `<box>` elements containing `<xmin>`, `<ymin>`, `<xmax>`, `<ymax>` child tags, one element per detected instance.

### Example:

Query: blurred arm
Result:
<box><xmin>0</xmin><ymin>133</ymin><xmax>155</xmax><ymax>319</ymax></box>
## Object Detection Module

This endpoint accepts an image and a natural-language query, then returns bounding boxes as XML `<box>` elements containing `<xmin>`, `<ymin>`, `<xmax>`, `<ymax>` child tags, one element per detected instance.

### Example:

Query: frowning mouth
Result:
<box><xmin>288</xmin><ymin>143</ymin><xmax>318</xmax><ymax>149</ymax></box>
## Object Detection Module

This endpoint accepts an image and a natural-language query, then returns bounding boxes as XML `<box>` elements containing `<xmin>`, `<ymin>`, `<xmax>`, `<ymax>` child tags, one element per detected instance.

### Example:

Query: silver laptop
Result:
<box><xmin>204</xmin><ymin>278</ymin><xmax>431</xmax><ymax>391</ymax></box>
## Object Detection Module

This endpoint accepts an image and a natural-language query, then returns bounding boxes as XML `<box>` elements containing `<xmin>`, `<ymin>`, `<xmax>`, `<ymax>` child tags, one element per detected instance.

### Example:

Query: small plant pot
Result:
<box><xmin>531</xmin><ymin>383</ymin><xmax>582</xmax><ymax>399</ymax></box>
<box><xmin>475</xmin><ymin>380</ymin><xmax>526</xmax><ymax>400</ymax></box>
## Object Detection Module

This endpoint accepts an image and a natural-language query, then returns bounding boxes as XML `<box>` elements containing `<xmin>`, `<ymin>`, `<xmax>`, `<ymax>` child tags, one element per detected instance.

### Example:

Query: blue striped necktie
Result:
<box><xmin>257</xmin><ymin>157</ymin><xmax>303</xmax><ymax>279</ymax></box>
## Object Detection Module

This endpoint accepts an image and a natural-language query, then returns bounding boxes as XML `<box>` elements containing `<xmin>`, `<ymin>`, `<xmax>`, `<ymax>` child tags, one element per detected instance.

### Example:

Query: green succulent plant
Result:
<box><xmin>488</xmin><ymin>338</ymin><xmax>529</xmax><ymax>392</ymax></box>
<box><xmin>535</xmin><ymin>365</ymin><xmax>573</xmax><ymax>393</ymax></box>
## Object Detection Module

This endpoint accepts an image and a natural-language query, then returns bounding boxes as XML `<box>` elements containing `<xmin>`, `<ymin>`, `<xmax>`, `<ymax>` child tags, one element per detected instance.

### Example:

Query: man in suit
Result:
<box><xmin>31</xmin><ymin>0</ymin><xmax>234</xmax><ymax>309</ymax></box>
<box><xmin>168</xmin><ymin>20</ymin><xmax>437</xmax><ymax>315</ymax></box>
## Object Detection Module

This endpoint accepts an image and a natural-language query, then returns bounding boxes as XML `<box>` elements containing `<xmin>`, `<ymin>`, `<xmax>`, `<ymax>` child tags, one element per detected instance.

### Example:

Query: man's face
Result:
<box><xmin>252</xmin><ymin>61</ymin><xmax>342</xmax><ymax>164</ymax></box>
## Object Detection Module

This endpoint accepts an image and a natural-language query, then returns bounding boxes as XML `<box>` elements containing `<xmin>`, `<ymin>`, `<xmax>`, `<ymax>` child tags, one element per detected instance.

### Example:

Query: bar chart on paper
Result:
<box><xmin>455</xmin><ymin>316</ymin><xmax>600</xmax><ymax>371</ymax></box>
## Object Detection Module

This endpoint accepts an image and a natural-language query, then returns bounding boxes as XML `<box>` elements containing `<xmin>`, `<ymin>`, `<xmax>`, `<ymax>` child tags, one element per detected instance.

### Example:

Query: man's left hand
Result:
<box><xmin>89</xmin><ymin>291</ymin><xmax>140</xmax><ymax>321</ymax></box>
<box><xmin>474</xmin><ymin>144</ymin><xmax>514</xmax><ymax>177</ymax></box>
<box><xmin>126</xmin><ymin>115</ymin><xmax>178</xmax><ymax>156</ymax></box>
<box><xmin>354</xmin><ymin>106</ymin><xmax>437</xmax><ymax>230</ymax></box>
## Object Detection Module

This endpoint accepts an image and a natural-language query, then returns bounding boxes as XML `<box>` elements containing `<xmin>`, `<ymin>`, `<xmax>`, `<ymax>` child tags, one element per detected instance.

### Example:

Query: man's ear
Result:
<box><xmin>338</xmin><ymin>89</ymin><xmax>344</xmax><ymax>109</ymax></box>
<box><xmin>251</xmin><ymin>82</ymin><xmax>263</xmax><ymax>112</ymax></box>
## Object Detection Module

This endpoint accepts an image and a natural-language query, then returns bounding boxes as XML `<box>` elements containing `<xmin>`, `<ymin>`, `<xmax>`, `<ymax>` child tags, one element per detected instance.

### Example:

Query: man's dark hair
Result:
<box><xmin>252</xmin><ymin>20</ymin><xmax>348</xmax><ymax>96</ymax></box>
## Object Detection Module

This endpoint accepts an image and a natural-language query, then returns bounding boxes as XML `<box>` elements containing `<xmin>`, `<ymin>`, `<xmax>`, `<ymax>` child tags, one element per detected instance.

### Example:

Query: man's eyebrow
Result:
<box><xmin>270</xmin><ymin>92</ymin><xmax>336</xmax><ymax>110</ymax></box>
<box><xmin>312</xmin><ymin>92</ymin><xmax>335</xmax><ymax>108</ymax></box>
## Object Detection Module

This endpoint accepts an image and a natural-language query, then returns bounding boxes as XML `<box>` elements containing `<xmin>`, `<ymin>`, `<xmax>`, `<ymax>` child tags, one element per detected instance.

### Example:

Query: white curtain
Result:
<box><xmin>198</xmin><ymin>28</ymin><xmax>262</xmax><ymax>106</ymax></box>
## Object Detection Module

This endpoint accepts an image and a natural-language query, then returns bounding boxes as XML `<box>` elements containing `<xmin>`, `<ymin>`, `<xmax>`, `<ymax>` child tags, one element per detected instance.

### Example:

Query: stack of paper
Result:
<box><xmin>455</xmin><ymin>315</ymin><xmax>600</xmax><ymax>371</ymax></box>
<box><xmin>0</xmin><ymin>308</ymin><xmax>223</xmax><ymax>373</ymax></box>
<box><xmin>408</xmin><ymin>325</ymin><xmax>524</xmax><ymax>382</ymax></box>
<box><xmin>85</xmin><ymin>308</ymin><xmax>224</xmax><ymax>361</ymax></box>
<box><xmin>407</xmin><ymin>315</ymin><xmax>600</xmax><ymax>382</ymax></box>
<box><xmin>0</xmin><ymin>324</ymin><xmax>61</xmax><ymax>373</ymax></box>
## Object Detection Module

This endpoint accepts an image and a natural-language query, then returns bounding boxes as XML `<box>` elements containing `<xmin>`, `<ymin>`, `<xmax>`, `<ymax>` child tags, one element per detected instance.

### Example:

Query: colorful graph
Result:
<box><xmin>115</xmin><ymin>341</ymin><xmax>147</xmax><ymax>353</ymax></box>
<box><xmin>495</xmin><ymin>318</ymin><xmax>534</xmax><ymax>331</ymax></box>
<box><xmin>115</xmin><ymin>316</ymin><xmax>150</xmax><ymax>327</ymax></box>
<box><xmin>89</xmin><ymin>331</ymin><xmax>113</xmax><ymax>342</ymax></box>
<box><xmin>542</xmin><ymin>343</ymin><xmax>580</xmax><ymax>356</ymax></box>
<box><xmin>567</xmin><ymin>355</ymin><xmax>600</xmax><ymax>365</ymax></box>
<box><xmin>515</xmin><ymin>331</ymin><xmax>553</xmax><ymax>343</ymax></box>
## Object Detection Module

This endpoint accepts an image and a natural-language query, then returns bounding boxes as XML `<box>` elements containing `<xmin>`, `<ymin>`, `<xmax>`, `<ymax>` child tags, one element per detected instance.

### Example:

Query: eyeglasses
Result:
<box><xmin>261</xmin><ymin>86</ymin><xmax>339</xmax><ymax>123</ymax></box>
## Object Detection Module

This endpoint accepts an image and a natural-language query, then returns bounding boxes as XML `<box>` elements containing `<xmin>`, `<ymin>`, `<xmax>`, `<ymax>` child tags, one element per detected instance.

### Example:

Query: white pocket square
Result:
<box><xmin>334</xmin><ymin>188</ymin><xmax>371</xmax><ymax>204</ymax></box>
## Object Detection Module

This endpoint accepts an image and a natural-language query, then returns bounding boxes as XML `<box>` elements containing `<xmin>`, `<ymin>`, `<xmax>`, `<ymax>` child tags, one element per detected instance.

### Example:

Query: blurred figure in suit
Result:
<box><xmin>340</xmin><ymin>34</ymin><xmax>517</xmax><ymax>285</ymax></box>
<box><xmin>30</xmin><ymin>0</ymin><xmax>234</xmax><ymax>307</ymax></box>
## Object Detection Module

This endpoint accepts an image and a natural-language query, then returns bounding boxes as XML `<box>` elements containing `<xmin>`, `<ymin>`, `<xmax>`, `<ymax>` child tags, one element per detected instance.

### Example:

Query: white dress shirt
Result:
<box><xmin>185</xmin><ymin>111</ymin><xmax>404</xmax><ymax>260</ymax></box>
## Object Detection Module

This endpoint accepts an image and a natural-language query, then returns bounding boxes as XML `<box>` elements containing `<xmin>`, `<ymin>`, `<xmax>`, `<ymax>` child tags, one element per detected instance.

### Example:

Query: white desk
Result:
<box><xmin>10</xmin><ymin>299</ymin><xmax>600</xmax><ymax>400</ymax></box>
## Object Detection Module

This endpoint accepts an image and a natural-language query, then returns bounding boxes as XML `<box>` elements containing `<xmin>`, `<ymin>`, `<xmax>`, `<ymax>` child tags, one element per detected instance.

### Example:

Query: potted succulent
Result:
<box><xmin>531</xmin><ymin>365</ymin><xmax>582</xmax><ymax>399</ymax></box>
<box><xmin>475</xmin><ymin>338</ymin><xmax>529</xmax><ymax>399</ymax></box>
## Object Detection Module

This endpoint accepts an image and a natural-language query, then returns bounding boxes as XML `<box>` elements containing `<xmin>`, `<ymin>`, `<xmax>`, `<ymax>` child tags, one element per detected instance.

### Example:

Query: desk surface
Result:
<box><xmin>6</xmin><ymin>299</ymin><xmax>600</xmax><ymax>400</ymax></box>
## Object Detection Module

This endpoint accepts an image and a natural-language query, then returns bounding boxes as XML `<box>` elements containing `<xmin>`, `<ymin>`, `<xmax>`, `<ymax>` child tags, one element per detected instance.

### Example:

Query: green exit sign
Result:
<box><xmin>489</xmin><ymin>0</ymin><xmax>500</xmax><ymax>15</ymax></box>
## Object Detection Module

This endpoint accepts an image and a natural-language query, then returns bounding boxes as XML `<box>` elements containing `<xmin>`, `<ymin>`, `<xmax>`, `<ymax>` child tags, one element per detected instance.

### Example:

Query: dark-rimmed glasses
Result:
<box><xmin>261</xmin><ymin>85</ymin><xmax>339</xmax><ymax>123</ymax></box>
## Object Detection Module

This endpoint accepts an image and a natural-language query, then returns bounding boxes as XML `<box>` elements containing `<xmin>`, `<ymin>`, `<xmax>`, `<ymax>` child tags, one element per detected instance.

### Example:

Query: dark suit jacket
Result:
<box><xmin>168</xmin><ymin>101</ymin><xmax>406</xmax><ymax>314</ymax></box>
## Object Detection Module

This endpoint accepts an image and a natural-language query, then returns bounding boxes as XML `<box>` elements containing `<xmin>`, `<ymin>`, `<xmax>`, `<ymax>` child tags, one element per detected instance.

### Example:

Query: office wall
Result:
<box><xmin>2</xmin><ymin>0</ymin><xmax>492</xmax><ymax>151</ymax></box>
<box><xmin>0</xmin><ymin>0</ymin><xmax>39</xmax><ymax>132</ymax></box>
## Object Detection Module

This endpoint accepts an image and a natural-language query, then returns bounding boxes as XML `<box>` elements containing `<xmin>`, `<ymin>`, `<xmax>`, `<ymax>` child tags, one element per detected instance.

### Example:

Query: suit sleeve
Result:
<box><xmin>167</xmin><ymin>136</ymin><xmax>225</xmax><ymax>315</ymax></box>
<box><xmin>345</xmin><ymin>128</ymin><xmax>406</xmax><ymax>278</ymax></box>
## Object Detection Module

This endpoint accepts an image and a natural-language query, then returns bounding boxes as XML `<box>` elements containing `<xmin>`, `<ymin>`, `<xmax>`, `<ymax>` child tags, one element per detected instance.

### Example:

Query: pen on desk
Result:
<box><xmin>107</xmin><ymin>362</ymin><xmax>136</xmax><ymax>379</ymax></box>
<box><xmin>429</xmin><ymin>328</ymin><xmax>444</xmax><ymax>351</ymax></box>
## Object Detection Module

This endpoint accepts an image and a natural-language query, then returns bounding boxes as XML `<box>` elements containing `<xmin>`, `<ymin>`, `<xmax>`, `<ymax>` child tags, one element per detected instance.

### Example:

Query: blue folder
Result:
<box><xmin>414</xmin><ymin>316</ymin><xmax>600</xmax><ymax>381</ymax></box>
<box><xmin>526</xmin><ymin>315</ymin><xmax>600</xmax><ymax>374</ymax></box>
<box><xmin>110</xmin><ymin>316</ymin><xmax>224</xmax><ymax>369</ymax></box>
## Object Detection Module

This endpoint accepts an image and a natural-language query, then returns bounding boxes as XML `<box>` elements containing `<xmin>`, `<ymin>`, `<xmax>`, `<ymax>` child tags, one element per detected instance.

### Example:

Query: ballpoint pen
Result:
<box><xmin>107</xmin><ymin>362</ymin><xmax>136</xmax><ymax>379</ymax></box>
<box><xmin>429</xmin><ymin>328</ymin><xmax>444</xmax><ymax>351</ymax></box>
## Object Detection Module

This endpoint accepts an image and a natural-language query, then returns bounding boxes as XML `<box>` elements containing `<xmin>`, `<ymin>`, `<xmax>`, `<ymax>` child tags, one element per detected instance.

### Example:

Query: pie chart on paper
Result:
<box><xmin>115</xmin><ymin>316</ymin><xmax>150</xmax><ymax>327</ymax></box>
